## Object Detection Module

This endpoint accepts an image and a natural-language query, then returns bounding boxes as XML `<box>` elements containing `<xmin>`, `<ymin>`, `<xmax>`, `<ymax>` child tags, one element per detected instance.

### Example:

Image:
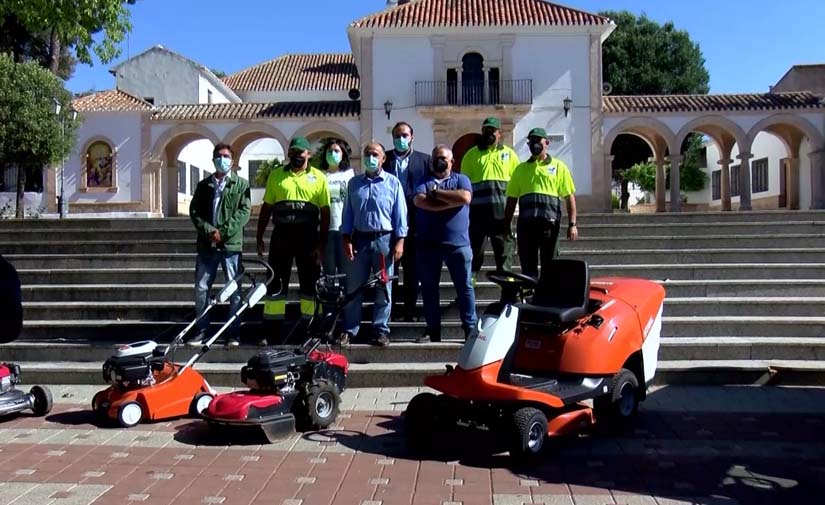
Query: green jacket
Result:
<box><xmin>189</xmin><ymin>173</ymin><xmax>251</xmax><ymax>253</ymax></box>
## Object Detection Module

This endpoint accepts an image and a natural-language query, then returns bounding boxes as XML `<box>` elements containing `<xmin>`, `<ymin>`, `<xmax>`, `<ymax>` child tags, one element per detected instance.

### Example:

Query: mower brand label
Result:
<box><xmin>525</xmin><ymin>339</ymin><xmax>542</xmax><ymax>350</ymax></box>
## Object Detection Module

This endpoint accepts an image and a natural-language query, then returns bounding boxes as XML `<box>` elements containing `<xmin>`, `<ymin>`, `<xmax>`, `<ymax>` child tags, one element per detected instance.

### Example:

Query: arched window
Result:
<box><xmin>85</xmin><ymin>141</ymin><xmax>114</xmax><ymax>188</ymax></box>
<box><xmin>461</xmin><ymin>52</ymin><xmax>484</xmax><ymax>105</ymax></box>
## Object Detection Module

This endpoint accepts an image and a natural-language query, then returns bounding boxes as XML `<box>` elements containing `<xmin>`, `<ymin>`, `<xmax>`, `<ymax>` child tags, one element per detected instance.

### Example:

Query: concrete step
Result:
<box><xmin>6</xmin><ymin>249</ymin><xmax>825</xmax><ymax>269</ymax></box>
<box><xmin>664</xmin><ymin>298</ymin><xmax>825</xmax><ymax>317</ymax></box>
<box><xmin>6</xmin><ymin>234</ymin><xmax>825</xmax><ymax>254</ymax></box>
<box><xmin>3</xmin><ymin>337</ymin><xmax>824</xmax><ymax>364</ymax></box>
<box><xmin>16</xmin><ymin>264</ymin><xmax>825</xmax><ymax>286</ymax></box>
<box><xmin>19</xmin><ymin>316</ymin><xmax>825</xmax><ymax>340</ymax></box>
<box><xmin>5</xmin><ymin>221</ymin><xmax>825</xmax><ymax>242</ymax></box>
<box><xmin>19</xmin><ymin>280</ymin><xmax>825</xmax><ymax>303</ymax></box>
<box><xmin>10</xmin><ymin>359</ymin><xmax>825</xmax><ymax>387</ymax></box>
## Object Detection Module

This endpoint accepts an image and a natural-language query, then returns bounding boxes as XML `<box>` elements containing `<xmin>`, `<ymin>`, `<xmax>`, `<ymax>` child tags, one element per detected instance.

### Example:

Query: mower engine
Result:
<box><xmin>102</xmin><ymin>341</ymin><xmax>166</xmax><ymax>389</ymax></box>
<box><xmin>0</xmin><ymin>363</ymin><xmax>21</xmax><ymax>393</ymax></box>
<box><xmin>241</xmin><ymin>350</ymin><xmax>308</xmax><ymax>393</ymax></box>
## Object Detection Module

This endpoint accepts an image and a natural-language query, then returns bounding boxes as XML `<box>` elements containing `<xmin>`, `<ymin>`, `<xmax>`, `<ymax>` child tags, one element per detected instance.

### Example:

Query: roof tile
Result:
<box><xmin>603</xmin><ymin>92</ymin><xmax>824</xmax><ymax>113</ymax></box>
<box><xmin>151</xmin><ymin>101</ymin><xmax>359</xmax><ymax>121</ymax></box>
<box><xmin>72</xmin><ymin>89</ymin><xmax>153</xmax><ymax>112</ymax></box>
<box><xmin>222</xmin><ymin>53</ymin><xmax>358</xmax><ymax>92</ymax></box>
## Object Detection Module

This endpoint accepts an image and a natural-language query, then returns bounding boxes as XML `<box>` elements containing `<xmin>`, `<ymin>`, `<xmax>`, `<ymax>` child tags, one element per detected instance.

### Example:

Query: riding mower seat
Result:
<box><xmin>515</xmin><ymin>259</ymin><xmax>590</xmax><ymax>325</ymax></box>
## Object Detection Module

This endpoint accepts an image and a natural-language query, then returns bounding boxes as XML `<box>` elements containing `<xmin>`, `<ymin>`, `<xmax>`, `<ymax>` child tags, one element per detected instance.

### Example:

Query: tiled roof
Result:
<box><xmin>603</xmin><ymin>92</ymin><xmax>824</xmax><ymax>113</ymax></box>
<box><xmin>350</xmin><ymin>0</ymin><xmax>609</xmax><ymax>28</ymax></box>
<box><xmin>222</xmin><ymin>53</ymin><xmax>359</xmax><ymax>92</ymax></box>
<box><xmin>151</xmin><ymin>101</ymin><xmax>360</xmax><ymax>121</ymax></box>
<box><xmin>72</xmin><ymin>89</ymin><xmax>153</xmax><ymax>112</ymax></box>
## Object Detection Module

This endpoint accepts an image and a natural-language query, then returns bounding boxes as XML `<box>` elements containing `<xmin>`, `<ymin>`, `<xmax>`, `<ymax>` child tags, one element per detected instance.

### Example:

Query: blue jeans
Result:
<box><xmin>195</xmin><ymin>249</ymin><xmax>242</xmax><ymax>339</ymax></box>
<box><xmin>417</xmin><ymin>243</ymin><xmax>477</xmax><ymax>336</ymax></box>
<box><xmin>342</xmin><ymin>233</ymin><xmax>394</xmax><ymax>337</ymax></box>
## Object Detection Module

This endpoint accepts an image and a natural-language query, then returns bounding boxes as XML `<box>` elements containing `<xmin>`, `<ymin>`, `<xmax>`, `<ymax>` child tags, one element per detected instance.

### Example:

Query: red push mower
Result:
<box><xmin>0</xmin><ymin>363</ymin><xmax>52</xmax><ymax>419</ymax></box>
<box><xmin>92</xmin><ymin>258</ymin><xmax>273</xmax><ymax>427</ymax></box>
<box><xmin>405</xmin><ymin>259</ymin><xmax>665</xmax><ymax>460</ymax></box>
<box><xmin>203</xmin><ymin>259</ymin><xmax>395</xmax><ymax>442</ymax></box>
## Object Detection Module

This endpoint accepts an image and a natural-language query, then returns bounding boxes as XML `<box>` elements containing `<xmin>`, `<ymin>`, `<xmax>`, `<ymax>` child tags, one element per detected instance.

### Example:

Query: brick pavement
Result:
<box><xmin>0</xmin><ymin>385</ymin><xmax>823</xmax><ymax>505</ymax></box>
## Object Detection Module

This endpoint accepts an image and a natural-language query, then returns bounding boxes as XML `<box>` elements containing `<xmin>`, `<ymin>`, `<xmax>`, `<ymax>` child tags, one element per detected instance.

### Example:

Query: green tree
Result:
<box><xmin>0</xmin><ymin>0</ymin><xmax>136</xmax><ymax>75</ymax></box>
<box><xmin>600</xmin><ymin>10</ymin><xmax>710</xmax><ymax>209</ymax></box>
<box><xmin>0</xmin><ymin>54</ymin><xmax>80</xmax><ymax>217</ymax></box>
<box><xmin>0</xmin><ymin>13</ymin><xmax>76</xmax><ymax>79</ymax></box>
<box><xmin>253</xmin><ymin>158</ymin><xmax>283</xmax><ymax>188</ymax></box>
<box><xmin>623</xmin><ymin>135</ymin><xmax>708</xmax><ymax>197</ymax></box>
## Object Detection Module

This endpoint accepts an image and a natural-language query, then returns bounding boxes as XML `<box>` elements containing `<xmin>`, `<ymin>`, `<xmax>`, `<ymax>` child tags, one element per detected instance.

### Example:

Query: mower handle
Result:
<box><xmin>242</xmin><ymin>257</ymin><xmax>275</xmax><ymax>287</ymax></box>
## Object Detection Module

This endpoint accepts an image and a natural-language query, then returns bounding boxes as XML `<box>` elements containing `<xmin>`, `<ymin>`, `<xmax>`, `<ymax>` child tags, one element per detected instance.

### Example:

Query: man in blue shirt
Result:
<box><xmin>383</xmin><ymin>122</ymin><xmax>431</xmax><ymax>322</ymax></box>
<box><xmin>413</xmin><ymin>145</ymin><xmax>477</xmax><ymax>343</ymax></box>
<box><xmin>341</xmin><ymin>142</ymin><xmax>408</xmax><ymax>347</ymax></box>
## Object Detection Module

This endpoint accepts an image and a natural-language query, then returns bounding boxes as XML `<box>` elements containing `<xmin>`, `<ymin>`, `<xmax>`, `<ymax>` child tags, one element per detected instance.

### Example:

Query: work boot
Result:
<box><xmin>257</xmin><ymin>338</ymin><xmax>268</xmax><ymax>347</ymax></box>
<box><xmin>187</xmin><ymin>331</ymin><xmax>206</xmax><ymax>347</ymax></box>
<box><xmin>416</xmin><ymin>329</ymin><xmax>441</xmax><ymax>343</ymax></box>
<box><xmin>226</xmin><ymin>338</ymin><xmax>240</xmax><ymax>348</ymax></box>
<box><xmin>373</xmin><ymin>332</ymin><xmax>390</xmax><ymax>347</ymax></box>
<box><xmin>337</xmin><ymin>331</ymin><xmax>354</xmax><ymax>347</ymax></box>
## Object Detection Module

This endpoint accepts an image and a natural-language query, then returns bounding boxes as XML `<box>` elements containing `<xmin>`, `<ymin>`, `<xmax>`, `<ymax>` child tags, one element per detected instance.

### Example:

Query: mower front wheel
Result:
<box><xmin>117</xmin><ymin>401</ymin><xmax>143</xmax><ymax>428</ymax></box>
<box><xmin>303</xmin><ymin>379</ymin><xmax>340</xmax><ymax>430</ymax></box>
<box><xmin>594</xmin><ymin>368</ymin><xmax>640</xmax><ymax>431</ymax></box>
<box><xmin>405</xmin><ymin>392</ymin><xmax>437</xmax><ymax>450</ymax></box>
<box><xmin>510</xmin><ymin>407</ymin><xmax>548</xmax><ymax>461</ymax></box>
<box><xmin>30</xmin><ymin>386</ymin><xmax>53</xmax><ymax>417</ymax></box>
<box><xmin>190</xmin><ymin>392</ymin><xmax>213</xmax><ymax>417</ymax></box>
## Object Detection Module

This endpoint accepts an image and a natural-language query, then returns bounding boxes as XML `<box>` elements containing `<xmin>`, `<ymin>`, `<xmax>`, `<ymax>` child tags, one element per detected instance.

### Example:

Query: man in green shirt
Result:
<box><xmin>188</xmin><ymin>142</ymin><xmax>252</xmax><ymax>347</ymax></box>
<box><xmin>504</xmin><ymin>128</ymin><xmax>578</xmax><ymax>280</ymax></box>
<box><xmin>461</xmin><ymin>117</ymin><xmax>520</xmax><ymax>281</ymax></box>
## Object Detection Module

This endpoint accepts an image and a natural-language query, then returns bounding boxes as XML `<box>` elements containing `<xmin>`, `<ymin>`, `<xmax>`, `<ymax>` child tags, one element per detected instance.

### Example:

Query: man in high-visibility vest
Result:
<box><xmin>256</xmin><ymin>136</ymin><xmax>330</xmax><ymax>345</ymax></box>
<box><xmin>461</xmin><ymin>117</ymin><xmax>519</xmax><ymax>281</ymax></box>
<box><xmin>504</xmin><ymin>127</ymin><xmax>578</xmax><ymax>280</ymax></box>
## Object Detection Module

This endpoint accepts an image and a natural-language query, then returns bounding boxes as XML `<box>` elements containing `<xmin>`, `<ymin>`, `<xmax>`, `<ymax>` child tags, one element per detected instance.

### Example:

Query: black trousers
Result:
<box><xmin>393</xmin><ymin>203</ymin><xmax>419</xmax><ymax>316</ymax></box>
<box><xmin>517</xmin><ymin>218</ymin><xmax>560</xmax><ymax>280</ymax></box>
<box><xmin>469</xmin><ymin>207</ymin><xmax>514</xmax><ymax>274</ymax></box>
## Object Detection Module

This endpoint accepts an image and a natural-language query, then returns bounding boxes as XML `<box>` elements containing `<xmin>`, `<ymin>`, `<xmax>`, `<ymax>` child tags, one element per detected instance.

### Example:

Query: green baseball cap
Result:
<box><xmin>482</xmin><ymin>117</ymin><xmax>501</xmax><ymax>130</ymax></box>
<box><xmin>527</xmin><ymin>127</ymin><xmax>548</xmax><ymax>139</ymax></box>
<box><xmin>289</xmin><ymin>136</ymin><xmax>311</xmax><ymax>152</ymax></box>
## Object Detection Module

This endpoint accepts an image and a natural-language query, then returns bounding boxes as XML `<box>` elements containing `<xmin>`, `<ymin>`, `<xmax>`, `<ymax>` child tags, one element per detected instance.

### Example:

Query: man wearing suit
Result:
<box><xmin>383</xmin><ymin>121</ymin><xmax>431</xmax><ymax>322</ymax></box>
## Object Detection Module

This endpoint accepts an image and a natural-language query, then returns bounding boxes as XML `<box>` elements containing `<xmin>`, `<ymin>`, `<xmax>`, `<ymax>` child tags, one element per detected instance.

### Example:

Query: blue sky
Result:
<box><xmin>66</xmin><ymin>0</ymin><xmax>825</xmax><ymax>95</ymax></box>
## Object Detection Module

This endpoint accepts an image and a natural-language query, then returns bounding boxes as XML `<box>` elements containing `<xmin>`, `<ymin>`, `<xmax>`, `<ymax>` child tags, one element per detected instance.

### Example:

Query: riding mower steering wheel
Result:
<box><xmin>486</xmin><ymin>270</ymin><xmax>538</xmax><ymax>305</ymax></box>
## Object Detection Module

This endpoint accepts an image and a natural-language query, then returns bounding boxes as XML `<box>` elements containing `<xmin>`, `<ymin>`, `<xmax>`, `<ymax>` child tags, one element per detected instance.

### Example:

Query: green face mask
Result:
<box><xmin>326</xmin><ymin>150</ymin><xmax>342</xmax><ymax>166</ymax></box>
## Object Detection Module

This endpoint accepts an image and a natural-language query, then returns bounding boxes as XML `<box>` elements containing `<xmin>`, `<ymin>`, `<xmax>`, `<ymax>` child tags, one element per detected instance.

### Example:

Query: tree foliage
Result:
<box><xmin>0</xmin><ymin>53</ymin><xmax>80</xmax><ymax>216</ymax></box>
<box><xmin>622</xmin><ymin>135</ymin><xmax>708</xmax><ymax>195</ymax></box>
<box><xmin>0</xmin><ymin>13</ymin><xmax>76</xmax><ymax>79</ymax></box>
<box><xmin>600</xmin><ymin>10</ymin><xmax>710</xmax><ymax>95</ymax></box>
<box><xmin>253</xmin><ymin>158</ymin><xmax>283</xmax><ymax>188</ymax></box>
<box><xmin>0</xmin><ymin>0</ymin><xmax>135</xmax><ymax>75</ymax></box>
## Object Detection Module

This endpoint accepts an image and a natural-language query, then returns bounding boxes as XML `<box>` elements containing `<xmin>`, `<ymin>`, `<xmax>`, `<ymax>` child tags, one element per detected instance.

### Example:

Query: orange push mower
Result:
<box><xmin>405</xmin><ymin>259</ymin><xmax>665</xmax><ymax>460</ymax></box>
<box><xmin>91</xmin><ymin>258</ymin><xmax>274</xmax><ymax>428</ymax></box>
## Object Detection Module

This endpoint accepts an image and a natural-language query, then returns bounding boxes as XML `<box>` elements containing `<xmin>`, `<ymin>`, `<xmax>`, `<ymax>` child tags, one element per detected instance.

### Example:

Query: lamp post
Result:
<box><xmin>53</xmin><ymin>99</ymin><xmax>76</xmax><ymax>219</ymax></box>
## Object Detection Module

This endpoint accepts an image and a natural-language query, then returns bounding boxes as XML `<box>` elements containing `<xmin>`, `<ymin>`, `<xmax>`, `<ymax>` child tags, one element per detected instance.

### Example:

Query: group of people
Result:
<box><xmin>187</xmin><ymin>117</ymin><xmax>578</xmax><ymax>347</ymax></box>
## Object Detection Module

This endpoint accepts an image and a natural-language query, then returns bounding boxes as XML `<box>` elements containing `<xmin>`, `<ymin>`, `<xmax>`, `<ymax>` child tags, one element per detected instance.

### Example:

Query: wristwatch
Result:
<box><xmin>568</xmin><ymin>222</ymin><xmax>576</xmax><ymax>227</ymax></box>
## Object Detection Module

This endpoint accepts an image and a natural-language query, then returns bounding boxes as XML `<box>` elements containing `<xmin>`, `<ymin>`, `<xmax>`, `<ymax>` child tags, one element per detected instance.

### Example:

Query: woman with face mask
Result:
<box><xmin>320</xmin><ymin>139</ymin><xmax>354</xmax><ymax>277</ymax></box>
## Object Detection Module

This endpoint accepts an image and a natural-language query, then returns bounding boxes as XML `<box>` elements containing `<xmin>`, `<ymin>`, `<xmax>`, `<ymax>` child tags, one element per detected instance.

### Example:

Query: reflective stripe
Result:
<box><xmin>518</xmin><ymin>193</ymin><xmax>562</xmax><ymax>222</ymax></box>
<box><xmin>299</xmin><ymin>297</ymin><xmax>316</xmax><ymax>319</ymax></box>
<box><xmin>272</xmin><ymin>200</ymin><xmax>320</xmax><ymax>225</ymax></box>
<box><xmin>263</xmin><ymin>295</ymin><xmax>286</xmax><ymax>320</ymax></box>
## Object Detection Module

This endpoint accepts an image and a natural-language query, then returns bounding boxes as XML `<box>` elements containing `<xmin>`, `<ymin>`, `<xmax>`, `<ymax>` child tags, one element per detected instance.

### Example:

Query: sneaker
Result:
<box><xmin>337</xmin><ymin>332</ymin><xmax>354</xmax><ymax>346</ymax></box>
<box><xmin>257</xmin><ymin>338</ymin><xmax>268</xmax><ymax>347</ymax></box>
<box><xmin>187</xmin><ymin>332</ymin><xmax>206</xmax><ymax>347</ymax></box>
<box><xmin>416</xmin><ymin>330</ymin><xmax>441</xmax><ymax>343</ymax></box>
<box><xmin>226</xmin><ymin>338</ymin><xmax>240</xmax><ymax>348</ymax></box>
<box><xmin>373</xmin><ymin>332</ymin><xmax>390</xmax><ymax>347</ymax></box>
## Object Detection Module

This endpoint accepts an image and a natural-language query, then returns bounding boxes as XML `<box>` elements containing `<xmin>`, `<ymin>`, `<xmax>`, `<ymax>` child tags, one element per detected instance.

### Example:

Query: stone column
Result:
<box><xmin>718</xmin><ymin>158</ymin><xmax>733</xmax><ymax>211</ymax></box>
<box><xmin>650</xmin><ymin>156</ymin><xmax>665</xmax><ymax>213</ymax></box>
<box><xmin>737</xmin><ymin>151</ymin><xmax>753</xmax><ymax>211</ymax></box>
<box><xmin>604</xmin><ymin>154</ymin><xmax>615</xmax><ymax>211</ymax></box>
<box><xmin>668</xmin><ymin>154</ymin><xmax>682</xmax><ymax>213</ymax></box>
<box><xmin>482</xmin><ymin>66</ymin><xmax>489</xmax><ymax>105</ymax></box>
<box><xmin>44</xmin><ymin>165</ymin><xmax>57</xmax><ymax>213</ymax></box>
<box><xmin>811</xmin><ymin>149</ymin><xmax>825</xmax><ymax>209</ymax></box>
<box><xmin>788</xmin><ymin>157</ymin><xmax>800</xmax><ymax>210</ymax></box>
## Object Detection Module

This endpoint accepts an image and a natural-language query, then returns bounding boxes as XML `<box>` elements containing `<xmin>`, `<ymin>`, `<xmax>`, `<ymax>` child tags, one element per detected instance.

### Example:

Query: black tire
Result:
<box><xmin>30</xmin><ymin>386</ymin><xmax>52</xmax><ymax>416</ymax></box>
<box><xmin>593</xmin><ymin>368</ymin><xmax>640</xmax><ymax>431</ymax></box>
<box><xmin>303</xmin><ymin>379</ymin><xmax>340</xmax><ymax>430</ymax></box>
<box><xmin>91</xmin><ymin>391</ymin><xmax>108</xmax><ymax>412</ymax></box>
<box><xmin>510</xmin><ymin>407</ymin><xmax>548</xmax><ymax>460</ymax></box>
<box><xmin>117</xmin><ymin>401</ymin><xmax>143</xmax><ymax>428</ymax></box>
<box><xmin>404</xmin><ymin>392</ymin><xmax>437</xmax><ymax>450</ymax></box>
<box><xmin>190</xmin><ymin>392</ymin><xmax>214</xmax><ymax>417</ymax></box>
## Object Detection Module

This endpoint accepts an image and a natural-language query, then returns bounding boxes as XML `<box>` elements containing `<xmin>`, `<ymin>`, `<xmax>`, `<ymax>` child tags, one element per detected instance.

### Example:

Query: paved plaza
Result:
<box><xmin>0</xmin><ymin>385</ymin><xmax>823</xmax><ymax>505</ymax></box>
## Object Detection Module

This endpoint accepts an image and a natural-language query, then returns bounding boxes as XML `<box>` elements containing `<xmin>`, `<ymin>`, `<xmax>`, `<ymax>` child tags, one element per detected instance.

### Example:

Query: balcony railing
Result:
<box><xmin>415</xmin><ymin>79</ymin><xmax>533</xmax><ymax>107</ymax></box>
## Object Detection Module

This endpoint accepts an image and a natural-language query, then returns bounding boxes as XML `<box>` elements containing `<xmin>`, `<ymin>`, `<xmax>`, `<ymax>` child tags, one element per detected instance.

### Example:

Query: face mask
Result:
<box><xmin>213</xmin><ymin>157</ymin><xmax>231</xmax><ymax>174</ymax></box>
<box><xmin>433</xmin><ymin>159</ymin><xmax>449</xmax><ymax>174</ymax></box>
<box><xmin>365</xmin><ymin>155</ymin><xmax>380</xmax><ymax>173</ymax></box>
<box><xmin>290</xmin><ymin>155</ymin><xmax>306</xmax><ymax>169</ymax></box>
<box><xmin>482</xmin><ymin>132</ymin><xmax>497</xmax><ymax>146</ymax></box>
<box><xmin>393</xmin><ymin>136</ymin><xmax>410</xmax><ymax>152</ymax></box>
<box><xmin>326</xmin><ymin>150</ymin><xmax>342</xmax><ymax>166</ymax></box>
<box><xmin>529</xmin><ymin>142</ymin><xmax>544</xmax><ymax>157</ymax></box>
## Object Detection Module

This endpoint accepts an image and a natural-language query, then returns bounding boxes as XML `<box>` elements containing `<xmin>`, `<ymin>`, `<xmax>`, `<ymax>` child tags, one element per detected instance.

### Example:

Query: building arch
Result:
<box><xmin>604</xmin><ymin>116</ymin><xmax>676</xmax><ymax>157</ymax></box>
<box><xmin>746</xmin><ymin>113</ymin><xmax>824</xmax><ymax>156</ymax></box>
<box><xmin>224</xmin><ymin>122</ymin><xmax>290</xmax><ymax>157</ymax></box>
<box><xmin>674</xmin><ymin>115</ymin><xmax>748</xmax><ymax>156</ymax></box>
<box><xmin>149</xmin><ymin>123</ymin><xmax>221</xmax><ymax>162</ymax></box>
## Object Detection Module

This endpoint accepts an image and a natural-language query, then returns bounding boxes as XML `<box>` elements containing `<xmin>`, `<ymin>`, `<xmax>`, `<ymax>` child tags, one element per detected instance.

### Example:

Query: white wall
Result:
<box><xmin>67</xmin><ymin>111</ymin><xmax>144</xmax><ymax>203</ymax></box>
<box><xmin>198</xmin><ymin>76</ymin><xmax>233</xmax><ymax>104</ymax></box>
<box><xmin>115</xmin><ymin>51</ymin><xmax>200</xmax><ymax>105</ymax></box>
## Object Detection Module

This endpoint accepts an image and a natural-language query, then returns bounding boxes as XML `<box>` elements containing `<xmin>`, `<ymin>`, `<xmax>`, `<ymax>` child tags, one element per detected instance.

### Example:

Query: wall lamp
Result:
<box><xmin>563</xmin><ymin>96</ymin><xmax>572</xmax><ymax>117</ymax></box>
<box><xmin>384</xmin><ymin>100</ymin><xmax>393</xmax><ymax>120</ymax></box>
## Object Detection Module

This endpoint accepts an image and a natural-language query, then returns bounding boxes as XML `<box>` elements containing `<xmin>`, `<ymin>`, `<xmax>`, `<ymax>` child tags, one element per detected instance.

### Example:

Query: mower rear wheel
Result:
<box><xmin>117</xmin><ymin>401</ymin><xmax>143</xmax><ymax>428</ymax></box>
<box><xmin>91</xmin><ymin>391</ymin><xmax>108</xmax><ymax>412</ymax></box>
<box><xmin>405</xmin><ymin>393</ymin><xmax>437</xmax><ymax>450</ymax></box>
<box><xmin>30</xmin><ymin>386</ymin><xmax>52</xmax><ymax>416</ymax></box>
<box><xmin>510</xmin><ymin>407</ymin><xmax>548</xmax><ymax>460</ymax></box>
<box><xmin>594</xmin><ymin>368</ymin><xmax>640</xmax><ymax>430</ymax></box>
<box><xmin>304</xmin><ymin>379</ymin><xmax>340</xmax><ymax>429</ymax></box>
<box><xmin>190</xmin><ymin>392</ymin><xmax>213</xmax><ymax>417</ymax></box>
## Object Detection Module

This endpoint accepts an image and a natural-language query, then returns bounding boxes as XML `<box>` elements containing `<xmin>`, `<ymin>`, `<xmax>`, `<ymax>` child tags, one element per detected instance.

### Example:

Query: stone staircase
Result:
<box><xmin>2</xmin><ymin>211</ymin><xmax>825</xmax><ymax>387</ymax></box>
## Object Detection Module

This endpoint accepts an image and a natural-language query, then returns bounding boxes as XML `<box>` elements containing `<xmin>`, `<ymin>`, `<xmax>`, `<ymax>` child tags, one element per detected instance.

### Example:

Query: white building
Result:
<box><xmin>28</xmin><ymin>0</ymin><xmax>824</xmax><ymax>217</ymax></box>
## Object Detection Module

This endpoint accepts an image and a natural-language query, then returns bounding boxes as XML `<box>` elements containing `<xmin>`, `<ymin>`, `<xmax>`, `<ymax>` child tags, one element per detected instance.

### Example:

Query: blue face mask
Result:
<box><xmin>213</xmin><ymin>157</ymin><xmax>231</xmax><ymax>174</ymax></box>
<box><xmin>393</xmin><ymin>136</ymin><xmax>410</xmax><ymax>152</ymax></box>
<box><xmin>365</xmin><ymin>155</ymin><xmax>380</xmax><ymax>173</ymax></box>
<box><xmin>326</xmin><ymin>150</ymin><xmax>343</xmax><ymax>166</ymax></box>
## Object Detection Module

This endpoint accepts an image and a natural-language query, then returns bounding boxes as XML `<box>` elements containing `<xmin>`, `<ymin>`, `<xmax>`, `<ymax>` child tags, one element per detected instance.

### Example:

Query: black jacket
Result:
<box><xmin>383</xmin><ymin>149</ymin><xmax>432</xmax><ymax>200</ymax></box>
